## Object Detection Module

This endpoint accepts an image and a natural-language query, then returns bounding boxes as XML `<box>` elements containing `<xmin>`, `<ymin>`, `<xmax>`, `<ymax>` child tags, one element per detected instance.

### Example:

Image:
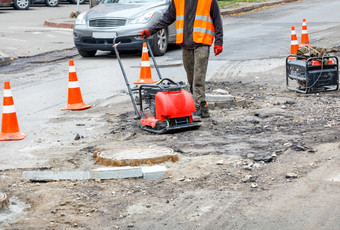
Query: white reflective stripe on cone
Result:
<box><xmin>69</xmin><ymin>66</ymin><xmax>76</xmax><ymax>73</ymax></box>
<box><xmin>143</xmin><ymin>47</ymin><xmax>148</xmax><ymax>53</ymax></box>
<box><xmin>2</xmin><ymin>105</ymin><xmax>16</xmax><ymax>114</ymax></box>
<box><xmin>3</xmin><ymin>89</ymin><xmax>12</xmax><ymax>97</ymax></box>
<box><xmin>291</xmin><ymin>31</ymin><xmax>296</xmax><ymax>35</ymax></box>
<box><xmin>302</xmin><ymin>30</ymin><xmax>308</xmax><ymax>34</ymax></box>
<box><xmin>291</xmin><ymin>40</ymin><xmax>299</xmax><ymax>45</ymax></box>
<box><xmin>141</xmin><ymin>61</ymin><xmax>150</xmax><ymax>67</ymax></box>
<box><xmin>68</xmin><ymin>81</ymin><xmax>80</xmax><ymax>88</ymax></box>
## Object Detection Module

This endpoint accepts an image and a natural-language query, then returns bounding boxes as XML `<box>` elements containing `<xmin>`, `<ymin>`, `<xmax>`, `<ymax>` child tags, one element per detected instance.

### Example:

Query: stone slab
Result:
<box><xmin>330</xmin><ymin>173</ymin><xmax>340</xmax><ymax>182</ymax></box>
<box><xmin>22</xmin><ymin>166</ymin><xmax>169</xmax><ymax>181</ymax></box>
<box><xmin>90</xmin><ymin>167</ymin><xmax>143</xmax><ymax>179</ymax></box>
<box><xmin>22</xmin><ymin>171</ymin><xmax>91</xmax><ymax>181</ymax></box>
<box><xmin>141</xmin><ymin>166</ymin><xmax>167</xmax><ymax>180</ymax></box>
<box><xmin>206</xmin><ymin>94</ymin><xmax>234</xmax><ymax>102</ymax></box>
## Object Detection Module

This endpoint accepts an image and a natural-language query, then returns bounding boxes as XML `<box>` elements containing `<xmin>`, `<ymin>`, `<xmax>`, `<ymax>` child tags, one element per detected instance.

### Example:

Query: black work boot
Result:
<box><xmin>199</xmin><ymin>103</ymin><xmax>210</xmax><ymax>118</ymax></box>
<box><xmin>192</xmin><ymin>107</ymin><xmax>202</xmax><ymax>122</ymax></box>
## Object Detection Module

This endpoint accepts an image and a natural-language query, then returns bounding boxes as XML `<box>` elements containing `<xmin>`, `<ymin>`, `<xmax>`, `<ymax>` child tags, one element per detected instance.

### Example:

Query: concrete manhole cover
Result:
<box><xmin>0</xmin><ymin>192</ymin><xmax>9</xmax><ymax>209</ymax></box>
<box><xmin>94</xmin><ymin>146</ymin><xmax>178</xmax><ymax>167</ymax></box>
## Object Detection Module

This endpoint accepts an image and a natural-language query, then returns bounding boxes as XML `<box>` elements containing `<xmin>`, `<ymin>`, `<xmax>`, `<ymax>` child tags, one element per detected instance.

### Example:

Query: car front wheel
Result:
<box><xmin>46</xmin><ymin>0</ymin><xmax>58</xmax><ymax>7</ymax></box>
<box><xmin>151</xmin><ymin>28</ymin><xmax>168</xmax><ymax>56</ymax></box>
<box><xmin>89</xmin><ymin>0</ymin><xmax>99</xmax><ymax>8</ymax></box>
<box><xmin>77</xmin><ymin>49</ymin><xmax>97</xmax><ymax>57</ymax></box>
<box><xmin>13</xmin><ymin>0</ymin><xmax>30</xmax><ymax>10</ymax></box>
<box><xmin>69</xmin><ymin>0</ymin><xmax>85</xmax><ymax>4</ymax></box>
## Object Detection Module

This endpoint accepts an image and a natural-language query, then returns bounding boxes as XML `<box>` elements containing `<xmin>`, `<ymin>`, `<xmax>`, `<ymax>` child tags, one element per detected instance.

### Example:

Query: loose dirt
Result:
<box><xmin>1</xmin><ymin>50</ymin><xmax>340</xmax><ymax>229</ymax></box>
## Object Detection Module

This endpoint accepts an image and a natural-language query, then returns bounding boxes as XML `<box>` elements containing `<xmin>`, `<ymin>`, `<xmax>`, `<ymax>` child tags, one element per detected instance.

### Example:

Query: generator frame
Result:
<box><xmin>286</xmin><ymin>55</ymin><xmax>339</xmax><ymax>93</ymax></box>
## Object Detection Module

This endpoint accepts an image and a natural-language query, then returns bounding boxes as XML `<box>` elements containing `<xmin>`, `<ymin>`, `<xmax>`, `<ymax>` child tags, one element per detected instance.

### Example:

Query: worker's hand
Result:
<box><xmin>214</xmin><ymin>44</ymin><xmax>223</xmax><ymax>56</ymax></box>
<box><xmin>140</xmin><ymin>29</ymin><xmax>150</xmax><ymax>39</ymax></box>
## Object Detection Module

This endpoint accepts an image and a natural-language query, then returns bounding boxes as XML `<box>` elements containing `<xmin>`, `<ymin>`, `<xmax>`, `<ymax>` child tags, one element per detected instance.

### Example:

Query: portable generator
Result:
<box><xmin>286</xmin><ymin>55</ymin><xmax>339</xmax><ymax>93</ymax></box>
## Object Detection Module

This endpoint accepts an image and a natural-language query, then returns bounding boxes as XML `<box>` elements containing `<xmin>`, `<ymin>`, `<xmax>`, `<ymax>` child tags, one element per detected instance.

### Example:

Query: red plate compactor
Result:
<box><xmin>113</xmin><ymin>37</ymin><xmax>200</xmax><ymax>134</ymax></box>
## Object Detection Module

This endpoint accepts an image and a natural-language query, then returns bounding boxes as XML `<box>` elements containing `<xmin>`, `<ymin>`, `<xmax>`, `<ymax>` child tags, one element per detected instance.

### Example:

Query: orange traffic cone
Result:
<box><xmin>0</xmin><ymin>81</ymin><xmax>26</xmax><ymax>141</ymax></box>
<box><xmin>290</xmin><ymin>26</ymin><xmax>299</xmax><ymax>57</ymax></box>
<box><xmin>62</xmin><ymin>60</ymin><xmax>91</xmax><ymax>111</ymax></box>
<box><xmin>300</xmin><ymin>19</ymin><xmax>311</xmax><ymax>47</ymax></box>
<box><xmin>134</xmin><ymin>42</ymin><xmax>157</xmax><ymax>84</ymax></box>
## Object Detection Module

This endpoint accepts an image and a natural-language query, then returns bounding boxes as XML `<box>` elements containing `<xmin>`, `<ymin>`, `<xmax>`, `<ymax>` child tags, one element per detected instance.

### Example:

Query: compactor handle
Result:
<box><xmin>113</xmin><ymin>34</ymin><xmax>163</xmax><ymax>80</ymax></box>
<box><xmin>157</xmin><ymin>78</ymin><xmax>181</xmax><ymax>88</ymax></box>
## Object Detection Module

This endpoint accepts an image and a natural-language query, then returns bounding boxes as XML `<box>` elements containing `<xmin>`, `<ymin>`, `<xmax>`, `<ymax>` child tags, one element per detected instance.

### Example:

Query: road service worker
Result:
<box><xmin>140</xmin><ymin>0</ymin><xmax>223</xmax><ymax>118</ymax></box>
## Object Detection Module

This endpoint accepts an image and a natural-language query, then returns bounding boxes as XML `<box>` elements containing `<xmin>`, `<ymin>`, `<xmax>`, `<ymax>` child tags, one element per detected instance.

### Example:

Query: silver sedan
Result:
<box><xmin>73</xmin><ymin>0</ymin><xmax>176</xmax><ymax>57</ymax></box>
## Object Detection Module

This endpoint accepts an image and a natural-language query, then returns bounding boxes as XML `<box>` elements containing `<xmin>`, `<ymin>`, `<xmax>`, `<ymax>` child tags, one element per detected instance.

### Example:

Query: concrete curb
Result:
<box><xmin>220</xmin><ymin>0</ymin><xmax>298</xmax><ymax>16</ymax></box>
<box><xmin>43</xmin><ymin>20</ymin><xmax>74</xmax><ymax>29</ymax></box>
<box><xmin>22</xmin><ymin>165</ymin><xmax>168</xmax><ymax>181</ymax></box>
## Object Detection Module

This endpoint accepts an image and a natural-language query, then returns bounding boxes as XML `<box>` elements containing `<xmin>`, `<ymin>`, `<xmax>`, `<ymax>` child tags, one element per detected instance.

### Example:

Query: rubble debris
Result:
<box><xmin>251</xmin><ymin>183</ymin><xmax>258</xmax><ymax>188</ymax></box>
<box><xmin>241</xmin><ymin>175</ymin><xmax>258</xmax><ymax>183</ymax></box>
<box><xmin>74</xmin><ymin>133</ymin><xmax>81</xmax><ymax>140</ymax></box>
<box><xmin>216</xmin><ymin>160</ymin><xmax>224</xmax><ymax>165</ymax></box>
<box><xmin>293</xmin><ymin>144</ymin><xmax>307</xmax><ymax>151</ymax></box>
<box><xmin>253</xmin><ymin>154</ymin><xmax>273</xmax><ymax>163</ymax></box>
<box><xmin>286</xmin><ymin>173</ymin><xmax>298</xmax><ymax>179</ymax></box>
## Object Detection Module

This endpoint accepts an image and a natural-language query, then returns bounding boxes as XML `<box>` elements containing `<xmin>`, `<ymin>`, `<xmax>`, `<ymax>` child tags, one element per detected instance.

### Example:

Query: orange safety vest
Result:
<box><xmin>174</xmin><ymin>0</ymin><xmax>215</xmax><ymax>46</ymax></box>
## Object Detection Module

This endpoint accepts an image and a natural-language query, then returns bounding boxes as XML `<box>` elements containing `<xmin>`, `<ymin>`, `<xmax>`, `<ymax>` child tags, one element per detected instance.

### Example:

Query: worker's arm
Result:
<box><xmin>211</xmin><ymin>0</ymin><xmax>223</xmax><ymax>46</ymax></box>
<box><xmin>148</xmin><ymin>0</ymin><xmax>176</xmax><ymax>36</ymax></box>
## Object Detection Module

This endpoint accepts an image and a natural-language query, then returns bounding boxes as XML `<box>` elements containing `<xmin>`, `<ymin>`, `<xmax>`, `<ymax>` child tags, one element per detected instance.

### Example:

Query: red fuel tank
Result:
<box><xmin>155</xmin><ymin>90</ymin><xmax>196</xmax><ymax>122</ymax></box>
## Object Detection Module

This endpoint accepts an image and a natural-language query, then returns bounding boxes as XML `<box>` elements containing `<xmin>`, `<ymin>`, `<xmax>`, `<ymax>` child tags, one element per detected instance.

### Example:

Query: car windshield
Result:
<box><xmin>102</xmin><ymin>0</ymin><xmax>163</xmax><ymax>3</ymax></box>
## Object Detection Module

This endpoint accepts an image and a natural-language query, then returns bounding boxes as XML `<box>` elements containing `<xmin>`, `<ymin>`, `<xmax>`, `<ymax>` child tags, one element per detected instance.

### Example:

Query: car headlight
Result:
<box><xmin>130</xmin><ymin>11</ymin><xmax>155</xmax><ymax>24</ymax></box>
<box><xmin>75</xmin><ymin>12</ymin><xmax>87</xmax><ymax>25</ymax></box>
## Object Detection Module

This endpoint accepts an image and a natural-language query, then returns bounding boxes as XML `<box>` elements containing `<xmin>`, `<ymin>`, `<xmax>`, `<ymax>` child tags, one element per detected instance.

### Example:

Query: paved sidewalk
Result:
<box><xmin>0</xmin><ymin>0</ymin><xmax>297</xmax><ymax>66</ymax></box>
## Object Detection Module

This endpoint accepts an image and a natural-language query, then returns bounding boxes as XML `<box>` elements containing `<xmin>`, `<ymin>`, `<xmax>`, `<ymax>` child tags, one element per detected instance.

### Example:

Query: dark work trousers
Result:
<box><xmin>182</xmin><ymin>45</ymin><xmax>210</xmax><ymax>109</ymax></box>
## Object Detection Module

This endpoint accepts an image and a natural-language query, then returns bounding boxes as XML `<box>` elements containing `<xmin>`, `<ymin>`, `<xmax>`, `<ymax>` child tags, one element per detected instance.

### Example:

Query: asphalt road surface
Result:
<box><xmin>1</xmin><ymin>0</ymin><xmax>340</xmax><ymax>169</ymax></box>
<box><xmin>1</xmin><ymin>0</ymin><xmax>340</xmax><ymax>229</ymax></box>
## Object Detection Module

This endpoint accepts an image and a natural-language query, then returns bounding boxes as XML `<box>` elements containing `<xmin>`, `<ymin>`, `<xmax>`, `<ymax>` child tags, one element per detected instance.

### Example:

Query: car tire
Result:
<box><xmin>13</xmin><ymin>0</ymin><xmax>30</xmax><ymax>10</ymax></box>
<box><xmin>69</xmin><ymin>0</ymin><xmax>86</xmax><ymax>4</ymax></box>
<box><xmin>89</xmin><ymin>0</ymin><xmax>98</xmax><ymax>8</ymax></box>
<box><xmin>77</xmin><ymin>49</ymin><xmax>97</xmax><ymax>57</ymax></box>
<box><xmin>151</xmin><ymin>28</ymin><xmax>168</xmax><ymax>56</ymax></box>
<box><xmin>46</xmin><ymin>0</ymin><xmax>58</xmax><ymax>7</ymax></box>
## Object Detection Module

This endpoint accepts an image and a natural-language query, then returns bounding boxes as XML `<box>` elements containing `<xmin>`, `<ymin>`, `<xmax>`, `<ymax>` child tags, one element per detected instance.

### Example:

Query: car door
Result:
<box><xmin>0</xmin><ymin>0</ymin><xmax>13</xmax><ymax>6</ymax></box>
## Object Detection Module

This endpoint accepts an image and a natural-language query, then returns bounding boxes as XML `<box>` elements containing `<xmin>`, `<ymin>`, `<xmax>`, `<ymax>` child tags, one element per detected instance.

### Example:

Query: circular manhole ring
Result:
<box><xmin>0</xmin><ymin>192</ymin><xmax>9</xmax><ymax>209</ymax></box>
<box><xmin>95</xmin><ymin>145</ymin><xmax>178</xmax><ymax>167</ymax></box>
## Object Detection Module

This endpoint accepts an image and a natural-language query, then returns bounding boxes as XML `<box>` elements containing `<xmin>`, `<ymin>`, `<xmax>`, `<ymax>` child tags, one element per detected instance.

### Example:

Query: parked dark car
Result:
<box><xmin>89</xmin><ymin>0</ymin><xmax>99</xmax><ymax>8</ymax></box>
<box><xmin>73</xmin><ymin>0</ymin><xmax>176</xmax><ymax>57</ymax></box>
<box><xmin>89</xmin><ymin>0</ymin><xmax>98</xmax><ymax>8</ymax></box>
<box><xmin>60</xmin><ymin>0</ymin><xmax>86</xmax><ymax>4</ymax></box>
<box><xmin>32</xmin><ymin>0</ymin><xmax>58</xmax><ymax>7</ymax></box>
<box><xmin>0</xmin><ymin>0</ymin><xmax>30</xmax><ymax>9</ymax></box>
<box><xmin>68</xmin><ymin>0</ymin><xmax>86</xmax><ymax>4</ymax></box>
